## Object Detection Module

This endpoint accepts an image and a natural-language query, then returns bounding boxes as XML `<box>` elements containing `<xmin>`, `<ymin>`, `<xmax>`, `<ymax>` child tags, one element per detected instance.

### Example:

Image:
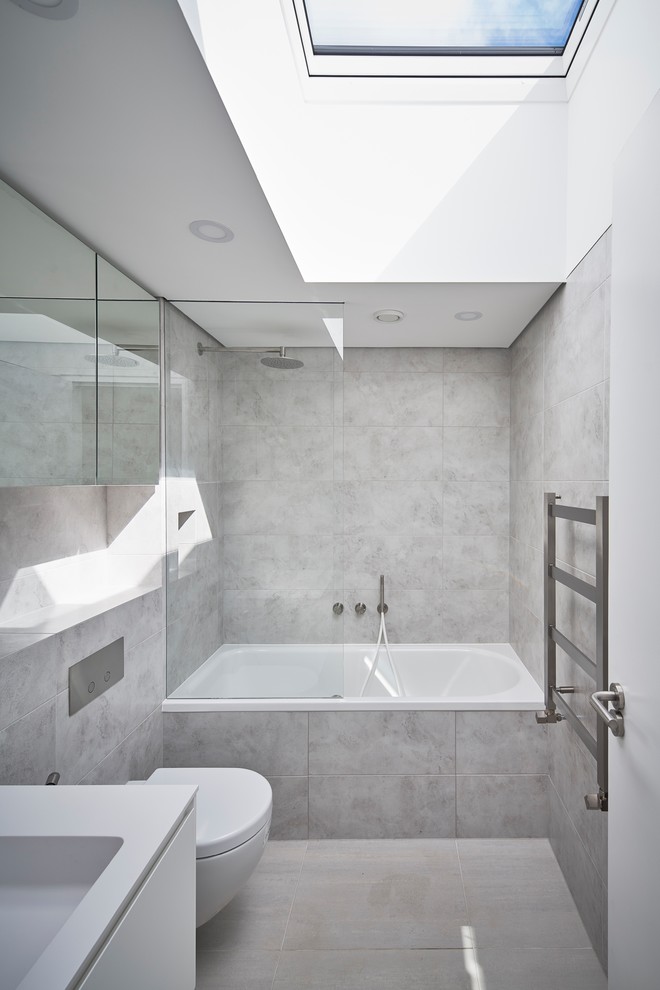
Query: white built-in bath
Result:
<box><xmin>163</xmin><ymin>643</ymin><xmax>543</xmax><ymax>712</ymax></box>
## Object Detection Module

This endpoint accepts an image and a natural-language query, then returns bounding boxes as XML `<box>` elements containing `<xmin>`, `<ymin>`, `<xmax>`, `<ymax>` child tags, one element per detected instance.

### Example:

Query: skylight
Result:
<box><xmin>304</xmin><ymin>0</ymin><xmax>586</xmax><ymax>55</ymax></box>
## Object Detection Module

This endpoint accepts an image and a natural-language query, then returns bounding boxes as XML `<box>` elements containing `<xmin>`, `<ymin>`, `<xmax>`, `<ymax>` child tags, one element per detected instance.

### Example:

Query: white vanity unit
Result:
<box><xmin>0</xmin><ymin>784</ymin><xmax>197</xmax><ymax>990</ymax></box>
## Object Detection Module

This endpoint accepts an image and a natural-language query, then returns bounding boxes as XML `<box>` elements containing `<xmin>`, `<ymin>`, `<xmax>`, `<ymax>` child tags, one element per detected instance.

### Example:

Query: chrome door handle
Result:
<box><xmin>590</xmin><ymin>682</ymin><xmax>625</xmax><ymax>737</ymax></box>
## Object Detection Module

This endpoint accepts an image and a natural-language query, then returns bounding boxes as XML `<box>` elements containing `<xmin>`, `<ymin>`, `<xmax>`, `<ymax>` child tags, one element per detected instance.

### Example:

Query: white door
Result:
<box><xmin>608</xmin><ymin>88</ymin><xmax>660</xmax><ymax>987</ymax></box>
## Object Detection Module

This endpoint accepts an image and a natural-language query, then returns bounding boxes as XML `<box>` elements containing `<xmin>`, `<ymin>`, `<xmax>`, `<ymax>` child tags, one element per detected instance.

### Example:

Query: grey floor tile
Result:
<box><xmin>196</xmin><ymin>841</ymin><xmax>306</xmax><ymax>951</ymax></box>
<box><xmin>284</xmin><ymin>840</ymin><xmax>468</xmax><ymax>950</ymax></box>
<box><xmin>457</xmin><ymin>839</ymin><xmax>591</xmax><ymax>949</ymax></box>
<box><xmin>477</xmin><ymin>947</ymin><xmax>607</xmax><ymax>989</ymax></box>
<box><xmin>273</xmin><ymin>949</ymin><xmax>476</xmax><ymax>989</ymax></box>
<box><xmin>195</xmin><ymin>948</ymin><xmax>280</xmax><ymax>989</ymax></box>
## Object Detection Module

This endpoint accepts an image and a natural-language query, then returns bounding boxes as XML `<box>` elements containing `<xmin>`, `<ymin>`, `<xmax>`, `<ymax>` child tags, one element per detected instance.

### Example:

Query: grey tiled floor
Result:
<box><xmin>196</xmin><ymin>839</ymin><xmax>607</xmax><ymax>989</ymax></box>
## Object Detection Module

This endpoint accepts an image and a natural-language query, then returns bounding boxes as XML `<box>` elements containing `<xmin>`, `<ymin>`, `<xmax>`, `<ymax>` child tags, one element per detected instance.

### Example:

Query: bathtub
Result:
<box><xmin>163</xmin><ymin>642</ymin><xmax>543</xmax><ymax>712</ymax></box>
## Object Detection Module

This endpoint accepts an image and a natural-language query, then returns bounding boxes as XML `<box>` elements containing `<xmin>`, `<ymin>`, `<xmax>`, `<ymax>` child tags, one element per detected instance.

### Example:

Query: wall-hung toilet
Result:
<box><xmin>132</xmin><ymin>767</ymin><xmax>272</xmax><ymax>927</ymax></box>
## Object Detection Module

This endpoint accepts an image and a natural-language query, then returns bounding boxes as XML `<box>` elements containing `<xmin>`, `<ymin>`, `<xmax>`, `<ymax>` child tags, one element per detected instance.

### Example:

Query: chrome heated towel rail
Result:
<box><xmin>537</xmin><ymin>493</ymin><xmax>618</xmax><ymax>812</ymax></box>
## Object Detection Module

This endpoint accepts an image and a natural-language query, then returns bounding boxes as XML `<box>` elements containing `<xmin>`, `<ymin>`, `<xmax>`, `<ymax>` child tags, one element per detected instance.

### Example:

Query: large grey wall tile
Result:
<box><xmin>55</xmin><ymin>588</ymin><xmax>164</xmax><ymax>692</ymax></box>
<box><xmin>309</xmin><ymin>775</ymin><xmax>455</xmax><ymax>839</ymax></box>
<box><xmin>343</xmin><ymin>372</ymin><xmax>444</xmax><ymax>425</ymax></box>
<box><xmin>511</xmin><ymin>343</ymin><xmax>543</xmax><ymax>425</ymax></box>
<box><xmin>224</xmin><ymin>482</ymin><xmax>336</xmax><ymax>536</ymax></box>
<box><xmin>222</xmin><ymin>379</ymin><xmax>333</xmax><ymax>427</ymax></box>
<box><xmin>56</xmin><ymin>629</ymin><xmax>165</xmax><ymax>783</ymax></box>
<box><xmin>163</xmin><ymin>711</ymin><xmax>309</xmax><ymax>776</ymax></box>
<box><xmin>342</xmin><ymin>348</ymin><xmax>445</xmax><ymax>373</ymax></box>
<box><xmin>549</xmin><ymin>791</ymin><xmax>605</xmax><ymax>965</ymax></box>
<box><xmin>309</xmin><ymin>712</ymin><xmax>455</xmax><ymax>775</ymax></box>
<box><xmin>341</xmin><ymin>535</ymin><xmax>442</xmax><ymax>591</ymax></box>
<box><xmin>0</xmin><ymin>636</ymin><xmax>58</xmax><ymax>730</ymax></box>
<box><xmin>544</xmin><ymin>285</ymin><xmax>606</xmax><ymax>409</ymax></box>
<box><xmin>510</xmin><ymin>482</ymin><xmax>543</xmax><ymax>550</ymax></box>
<box><xmin>224</xmin><ymin>535</ymin><xmax>335</xmax><ymax>591</ymax></box>
<box><xmin>563</xmin><ymin>227</ymin><xmax>611</xmax><ymax>316</ymax></box>
<box><xmin>223</xmin><ymin>590</ymin><xmax>341</xmax><ymax>644</ymax></box>
<box><xmin>444</xmin><ymin>373</ymin><xmax>510</xmax><ymax>427</ymax></box>
<box><xmin>544</xmin><ymin>385</ymin><xmax>605</xmax><ymax>482</ymax></box>
<box><xmin>80</xmin><ymin>709</ymin><xmax>162</xmax><ymax>785</ymax></box>
<box><xmin>510</xmin><ymin>539</ymin><xmax>543</xmax><ymax>620</ymax></box>
<box><xmin>456</xmin><ymin>712</ymin><xmax>547</xmax><ymax>774</ymax></box>
<box><xmin>443</xmin><ymin>482</ymin><xmax>509</xmax><ymax>536</ymax></box>
<box><xmin>237</xmin><ymin>427</ymin><xmax>335</xmax><ymax>482</ymax></box>
<box><xmin>444</xmin><ymin>348</ymin><xmax>510</xmax><ymax>372</ymax></box>
<box><xmin>457</xmin><ymin>774</ymin><xmax>549</xmax><ymax>837</ymax></box>
<box><xmin>443</xmin><ymin>536</ymin><xmax>509</xmax><ymax>590</ymax></box>
<box><xmin>511</xmin><ymin>413</ymin><xmax>543</xmax><ymax>482</ymax></box>
<box><xmin>444</xmin><ymin>428</ymin><xmax>509</xmax><ymax>481</ymax></box>
<box><xmin>0</xmin><ymin>486</ymin><xmax>107</xmax><ymax>580</ymax></box>
<box><xmin>343</xmin><ymin>427</ymin><xmax>443</xmax><ymax>481</ymax></box>
<box><xmin>341</xmin><ymin>588</ymin><xmax>445</xmax><ymax>644</ymax></box>
<box><xmin>0</xmin><ymin>698</ymin><xmax>56</xmax><ymax>784</ymax></box>
<box><xmin>509</xmin><ymin>596</ymin><xmax>544</xmax><ymax>688</ymax></box>
<box><xmin>341</xmin><ymin>482</ymin><xmax>443</xmax><ymax>536</ymax></box>
<box><xmin>510</xmin><ymin>311</ymin><xmax>546</xmax><ymax>371</ymax></box>
<box><xmin>441</xmin><ymin>591</ymin><xmax>509</xmax><ymax>642</ymax></box>
<box><xmin>266</xmin><ymin>776</ymin><xmax>309</xmax><ymax>839</ymax></box>
<box><xmin>548</xmin><ymin>724</ymin><xmax>607</xmax><ymax>882</ymax></box>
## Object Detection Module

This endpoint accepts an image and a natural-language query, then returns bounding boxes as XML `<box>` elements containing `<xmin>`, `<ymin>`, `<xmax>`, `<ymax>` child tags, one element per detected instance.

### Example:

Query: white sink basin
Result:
<box><xmin>0</xmin><ymin>835</ymin><xmax>123</xmax><ymax>990</ymax></box>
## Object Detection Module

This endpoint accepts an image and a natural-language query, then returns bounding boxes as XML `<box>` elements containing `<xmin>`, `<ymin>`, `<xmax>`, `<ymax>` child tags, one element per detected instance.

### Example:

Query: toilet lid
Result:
<box><xmin>147</xmin><ymin>768</ymin><xmax>272</xmax><ymax>857</ymax></box>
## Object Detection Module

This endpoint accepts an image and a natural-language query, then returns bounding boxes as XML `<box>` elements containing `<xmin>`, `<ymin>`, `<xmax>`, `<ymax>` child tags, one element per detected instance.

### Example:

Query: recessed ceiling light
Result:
<box><xmin>189</xmin><ymin>220</ymin><xmax>235</xmax><ymax>243</ymax></box>
<box><xmin>9</xmin><ymin>0</ymin><xmax>78</xmax><ymax>18</ymax></box>
<box><xmin>454</xmin><ymin>311</ymin><xmax>483</xmax><ymax>321</ymax></box>
<box><xmin>373</xmin><ymin>309</ymin><xmax>404</xmax><ymax>323</ymax></box>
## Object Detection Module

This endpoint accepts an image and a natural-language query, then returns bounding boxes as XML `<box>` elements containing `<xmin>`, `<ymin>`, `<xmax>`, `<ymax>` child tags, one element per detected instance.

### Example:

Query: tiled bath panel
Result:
<box><xmin>508</xmin><ymin>228</ymin><xmax>611</xmax><ymax>969</ymax></box>
<box><xmin>163</xmin><ymin>710</ymin><xmax>549</xmax><ymax>841</ymax></box>
<box><xmin>195</xmin><ymin>838</ymin><xmax>606</xmax><ymax>989</ymax></box>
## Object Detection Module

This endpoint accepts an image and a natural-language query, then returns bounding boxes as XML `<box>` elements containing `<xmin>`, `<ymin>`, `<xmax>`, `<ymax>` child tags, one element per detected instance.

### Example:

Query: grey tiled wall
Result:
<box><xmin>509</xmin><ymin>229</ymin><xmax>610</xmax><ymax>968</ymax></box>
<box><xmin>0</xmin><ymin>583</ymin><xmax>164</xmax><ymax>785</ymax></box>
<box><xmin>163</xmin><ymin>709</ymin><xmax>548</xmax><ymax>841</ymax></box>
<box><xmin>220</xmin><ymin>345</ymin><xmax>510</xmax><ymax>647</ymax></box>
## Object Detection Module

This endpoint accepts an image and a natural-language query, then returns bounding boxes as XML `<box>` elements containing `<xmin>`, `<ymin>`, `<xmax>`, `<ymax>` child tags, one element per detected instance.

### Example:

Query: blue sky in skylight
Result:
<box><xmin>305</xmin><ymin>0</ymin><xmax>586</xmax><ymax>50</ymax></box>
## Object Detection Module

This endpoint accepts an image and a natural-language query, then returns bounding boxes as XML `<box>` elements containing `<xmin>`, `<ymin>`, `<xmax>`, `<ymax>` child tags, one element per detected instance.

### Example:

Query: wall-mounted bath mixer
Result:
<box><xmin>355</xmin><ymin>602</ymin><xmax>367</xmax><ymax>615</ymax></box>
<box><xmin>332</xmin><ymin>602</ymin><xmax>344</xmax><ymax>615</ymax></box>
<box><xmin>377</xmin><ymin>574</ymin><xmax>388</xmax><ymax>614</ymax></box>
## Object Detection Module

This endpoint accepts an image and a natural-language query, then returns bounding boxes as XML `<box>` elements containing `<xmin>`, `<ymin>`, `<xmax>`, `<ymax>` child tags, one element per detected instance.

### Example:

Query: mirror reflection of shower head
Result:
<box><xmin>196</xmin><ymin>342</ymin><xmax>304</xmax><ymax>369</ymax></box>
<box><xmin>85</xmin><ymin>347</ymin><xmax>138</xmax><ymax>368</ymax></box>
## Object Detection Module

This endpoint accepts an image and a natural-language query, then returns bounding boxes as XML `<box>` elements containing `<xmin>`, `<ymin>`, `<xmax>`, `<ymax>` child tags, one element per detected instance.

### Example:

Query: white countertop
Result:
<box><xmin>0</xmin><ymin>784</ymin><xmax>197</xmax><ymax>990</ymax></box>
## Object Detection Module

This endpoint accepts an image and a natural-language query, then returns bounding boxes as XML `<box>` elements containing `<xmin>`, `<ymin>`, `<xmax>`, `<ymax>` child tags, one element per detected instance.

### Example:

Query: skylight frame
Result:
<box><xmin>289</xmin><ymin>0</ymin><xmax>602</xmax><ymax>79</ymax></box>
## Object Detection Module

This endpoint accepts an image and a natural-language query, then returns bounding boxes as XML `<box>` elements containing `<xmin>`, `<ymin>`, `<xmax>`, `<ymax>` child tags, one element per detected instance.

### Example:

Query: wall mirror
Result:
<box><xmin>0</xmin><ymin>179</ymin><xmax>160</xmax><ymax>486</ymax></box>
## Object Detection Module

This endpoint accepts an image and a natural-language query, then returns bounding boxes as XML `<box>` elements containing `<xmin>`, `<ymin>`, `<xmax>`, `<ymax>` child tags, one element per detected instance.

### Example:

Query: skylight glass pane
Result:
<box><xmin>304</xmin><ymin>0</ymin><xmax>586</xmax><ymax>52</ymax></box>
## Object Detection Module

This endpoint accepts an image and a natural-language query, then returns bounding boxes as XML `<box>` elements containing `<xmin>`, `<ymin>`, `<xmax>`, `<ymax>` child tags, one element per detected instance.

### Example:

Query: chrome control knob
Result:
<box><xmin>354</xmin><ymin>602</ymin><xmax>367</xmax><ymax>615</ymax></box>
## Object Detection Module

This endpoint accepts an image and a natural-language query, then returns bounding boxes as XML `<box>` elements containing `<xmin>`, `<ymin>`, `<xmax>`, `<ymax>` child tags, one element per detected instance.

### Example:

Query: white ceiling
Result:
<box><xmin>0</xmin><ymin>0</ymin><xmax>558</xmax><ymax>348</ymax></box>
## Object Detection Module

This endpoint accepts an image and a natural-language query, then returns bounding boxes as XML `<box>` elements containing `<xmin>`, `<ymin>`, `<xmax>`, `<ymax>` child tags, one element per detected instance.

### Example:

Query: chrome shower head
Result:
<box><xmin>260</xmin><ymin>347</ymin><xmax>303</xmax><ymax>370</ymax></box>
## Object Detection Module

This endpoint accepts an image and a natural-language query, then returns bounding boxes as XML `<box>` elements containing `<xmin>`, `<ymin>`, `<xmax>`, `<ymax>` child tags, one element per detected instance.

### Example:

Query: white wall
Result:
<box><xmin>566</xmin><ymin>0</ymin><xmax>660</xmax><ymax>273</ymax></box>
